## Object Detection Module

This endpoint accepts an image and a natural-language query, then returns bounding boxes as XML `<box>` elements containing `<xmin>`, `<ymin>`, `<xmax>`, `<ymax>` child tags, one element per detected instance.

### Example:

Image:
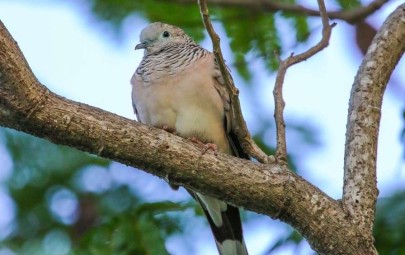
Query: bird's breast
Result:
<box><xmin>132</xmin><ymin>62</ymin><xmax>231</xmax><ymax>153</ymax></box>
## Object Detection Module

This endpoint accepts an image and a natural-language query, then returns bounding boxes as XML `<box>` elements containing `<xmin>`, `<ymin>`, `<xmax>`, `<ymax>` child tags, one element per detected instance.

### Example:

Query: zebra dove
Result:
<box><xmin>131</xmin><ymin>22</ymin><xmax>249</xmax><ymax>255</ymax></box>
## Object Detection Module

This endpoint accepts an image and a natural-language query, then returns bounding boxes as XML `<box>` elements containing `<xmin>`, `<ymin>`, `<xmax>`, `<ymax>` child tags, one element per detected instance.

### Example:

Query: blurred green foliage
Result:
<box><xmin>89</xmin><ymin>0</ymin><xmax>310</xmax><ymax>80</ymax></box>
<box><xmin>374</xmin><ymin>191</ymin><xmax>405</xmax><ymax>255</ymax></box>
<box><xmin>0</xmin><ymin>129</ymin><xmax>192</xmax><ymax>254</ymax></box>
<box><xmin>336</xmin><ymin>0</ymin><xmax>361</xmax><ymax>10</ymax></box>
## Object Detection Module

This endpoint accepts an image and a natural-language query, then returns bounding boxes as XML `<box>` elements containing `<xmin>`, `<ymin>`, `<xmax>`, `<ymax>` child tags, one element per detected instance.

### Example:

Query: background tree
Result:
<box><xmin>0</xmin><ymin>0</ymin><xmax>404</xmax><ymax>254</ymax></box>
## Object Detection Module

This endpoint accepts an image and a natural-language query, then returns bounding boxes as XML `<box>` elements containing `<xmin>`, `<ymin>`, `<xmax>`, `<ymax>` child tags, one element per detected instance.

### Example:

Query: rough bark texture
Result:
<box><xmin>0</xmin><ymin>4</ymin><xmax>403</xmax><ymax>254</ymax></box>
<box><xmin>343</xmin><ymin>3</ymin><xmax>405</xmax><ymax>245</ymax></box>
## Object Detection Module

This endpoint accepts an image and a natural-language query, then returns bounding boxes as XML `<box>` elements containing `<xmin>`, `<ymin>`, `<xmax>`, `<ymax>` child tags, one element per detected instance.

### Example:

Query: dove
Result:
<box><xmin>131</xmin><ymin>22</ymin><xmax>249</xmax><ymax>255</ymax></box>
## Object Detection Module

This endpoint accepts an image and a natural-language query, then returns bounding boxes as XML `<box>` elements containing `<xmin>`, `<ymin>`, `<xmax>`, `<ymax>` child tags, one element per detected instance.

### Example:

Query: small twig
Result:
<box><xmin>176</xmin><ymin>0</ymin><xmax>388</xmax><ymax>24</ymax></box>
<box><xmin>197</xmin><ymin>0</ymin><xmax>271</xmax><ymax>164</ymax></box>
<box><xmin>273</xmin><ymin>0</ymin><xmax>335</xmax><ymax>164</ymax></box>
<box><xmin>255</xmin><ymin>0</ymin><xmax>387</xmax><ymax>24</ymax></box>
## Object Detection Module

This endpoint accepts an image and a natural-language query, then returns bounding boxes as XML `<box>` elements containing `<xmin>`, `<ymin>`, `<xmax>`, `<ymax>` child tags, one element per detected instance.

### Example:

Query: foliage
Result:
<box><xmin>0</xmin><ymin>129</ymin><xmax>192</xmax><ymax>255</ymax></box>
<box><xmin>89</xmin><ymin>0</ymin><xmax>311</xmax><ymax>80</ymax></box>
<box><xmin>336</xmin><ymin>0</ymin><xmax>361</xmax><ymax>10</ymax></box>
<box><xmin>374</xmin><ymin>191</ymin><xmax>405</xmax><ymax>255</ymax></box>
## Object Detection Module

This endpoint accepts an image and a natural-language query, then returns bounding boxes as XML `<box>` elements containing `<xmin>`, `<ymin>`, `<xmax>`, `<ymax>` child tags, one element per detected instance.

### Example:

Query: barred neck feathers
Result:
<box><xmin>136</xmin><ymin>42</ymin><xmax>209</xmax><ymax>82</ymax></box>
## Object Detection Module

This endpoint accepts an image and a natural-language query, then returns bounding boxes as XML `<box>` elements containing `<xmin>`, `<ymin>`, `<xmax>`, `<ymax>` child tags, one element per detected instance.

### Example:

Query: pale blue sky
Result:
<box><xmin>0</xmin><ymin>1</ymin><xmax>404</xmax><ymax>255</ymax></box>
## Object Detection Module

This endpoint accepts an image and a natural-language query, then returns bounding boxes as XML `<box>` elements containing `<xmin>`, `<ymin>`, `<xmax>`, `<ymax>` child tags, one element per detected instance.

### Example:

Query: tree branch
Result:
<box><xmin>273</xmin><ymin>0</ymin><xmax>335</xmax><ymax>164</ymax></box>
<box><xmin>0</xmin><ymin>18</ymin><xmax>384</xmax><ymax>254</ymax></box>
<box><xmin>342</xmin><ymin>3</ymin><xmax>405</xmax><ymax>243</ymax></box>
<box><xmin>172</xmin><ymin>0</ymin><xmax>388</xmax><ymax>23</ymax></box>
<box><xmin>197</xmin><ymin>0</ymin><xmax>271</xmax><ymax>164</ymax></box>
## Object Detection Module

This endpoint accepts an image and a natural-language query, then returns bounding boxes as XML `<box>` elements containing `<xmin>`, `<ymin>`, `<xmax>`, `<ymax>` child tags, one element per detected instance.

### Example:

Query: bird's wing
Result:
<box><xmin>212</xmin><ymin>56</ymin><xmax>250</xmax><ymax>159</ymax></box>
<box><xmin>130</xmin><ymin>69</ymin><xmax>142</xmax><ymax>123</ymax></box>
<box><xmin>188</xmin><ymin>53</ymin><xmax>249</xmax><ymax>255</ymax></box>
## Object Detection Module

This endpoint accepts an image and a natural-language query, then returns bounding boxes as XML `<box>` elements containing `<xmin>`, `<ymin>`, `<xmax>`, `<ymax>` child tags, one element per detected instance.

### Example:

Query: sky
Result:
<box><xmin>0</xmin><ymin>1</ymin><xmax>404</xmax><ymax>255</ymax></box>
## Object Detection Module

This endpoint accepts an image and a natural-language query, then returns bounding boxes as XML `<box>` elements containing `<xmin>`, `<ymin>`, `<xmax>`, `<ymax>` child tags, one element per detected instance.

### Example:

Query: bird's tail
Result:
<box><xmin>193</xmin><ymin>192</ymin><xmax>248</xmax><ymax>255</ymax></box>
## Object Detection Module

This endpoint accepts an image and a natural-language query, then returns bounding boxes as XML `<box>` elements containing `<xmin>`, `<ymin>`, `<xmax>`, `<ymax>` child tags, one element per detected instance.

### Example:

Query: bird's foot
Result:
<box><xmin>189</xmin><ymin>137</ymin><xmax>218</xmax><ymax>156</ymax></box>
<box><xmin>161</xmin><ymin>125</ymin><xmax>177</xmax><ymax>135</ymax></box>
<box><xmin>202</xmin><ymin>143</ymin><xmax>218</xmax><ymax>156</ymax></box>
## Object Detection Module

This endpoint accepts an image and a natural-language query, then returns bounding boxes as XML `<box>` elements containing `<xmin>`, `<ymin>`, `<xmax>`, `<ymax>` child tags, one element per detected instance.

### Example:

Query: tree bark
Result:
<box><xmin>0</xmin><ymin>4</ymin><xmax>403</xmax><ymax>255</ymax></box>
<box><xmin>343</xmin><ymin>3</ymin><xmax>405</xmax><ymax>245</ymax></box>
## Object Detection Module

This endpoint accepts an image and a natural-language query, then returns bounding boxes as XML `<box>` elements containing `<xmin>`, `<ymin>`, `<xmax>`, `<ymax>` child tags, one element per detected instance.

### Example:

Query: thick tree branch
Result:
<box><xmin>273</xmin><ymin>0</ymin><xmax>335</xmax><ymax>164</ymax></box>
<box><xmin>173</xmin><ymin>0</ymin><xmax>388</xmax><ymax>23</ymax></box>
<box><xmin>342</xmin><ymin>3</ymin><xmax>405</xmax><ymax>243</ymax></box>
<box><xmin>0</xmin><ymin>19</ymin><xmax>385</xmax><ymax>254</ymax></box>
<box><xmin>197</xmin><ymin>0</ymin><xmax>271</xmax><ymax>164</ymax></box>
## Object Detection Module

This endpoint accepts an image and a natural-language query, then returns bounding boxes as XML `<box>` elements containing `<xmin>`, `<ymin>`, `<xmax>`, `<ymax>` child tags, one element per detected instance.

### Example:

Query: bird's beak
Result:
<box><xmin>135</xmin><ymin>41</ymin><xmax>148</xmax><ymax>50</ymax></box>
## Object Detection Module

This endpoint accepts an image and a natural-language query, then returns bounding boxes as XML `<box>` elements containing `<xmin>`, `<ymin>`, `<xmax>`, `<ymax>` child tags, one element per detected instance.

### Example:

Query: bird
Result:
<box><xmin>131</xmin><ymin>22</ymin><xmax>249</xmax><ymax>255</ymax></box>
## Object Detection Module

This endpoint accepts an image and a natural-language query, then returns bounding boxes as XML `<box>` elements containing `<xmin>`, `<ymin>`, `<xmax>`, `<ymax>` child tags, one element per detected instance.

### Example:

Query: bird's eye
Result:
<box><xmin>162</xmin><ymin>31</ymin><xmax>170</xmax><ymax>38</ymax></box>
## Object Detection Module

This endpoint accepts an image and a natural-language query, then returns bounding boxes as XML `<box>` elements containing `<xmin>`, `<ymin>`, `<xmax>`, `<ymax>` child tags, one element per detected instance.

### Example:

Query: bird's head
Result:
<box><xmin>135</xmin><ymin>22</ymin><xmax>192</xmax><ymax>54</ymax></box>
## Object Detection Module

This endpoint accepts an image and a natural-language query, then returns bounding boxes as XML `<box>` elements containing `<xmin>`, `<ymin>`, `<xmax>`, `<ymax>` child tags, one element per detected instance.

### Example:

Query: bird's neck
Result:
<box><xmin>139</xmin><ymin>43</ymin><xmax>209</xmax><ymax>78</ymax></box>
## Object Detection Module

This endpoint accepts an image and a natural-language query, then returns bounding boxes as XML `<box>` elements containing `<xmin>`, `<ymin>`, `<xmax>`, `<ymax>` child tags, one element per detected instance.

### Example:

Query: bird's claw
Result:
<box><xmin>189</xmin><ymin>137</ymin><xmax>218</xmax><ymax>156</ymax></box>
<box><xmin>202</xmin><ymin>143</ymin><xmax>218</xmax><ymax>156</ymax></box>
<box><xmin>161</xmin><ymin>125</ymin><xmax>177</xmax><ymax>135</ymax></box>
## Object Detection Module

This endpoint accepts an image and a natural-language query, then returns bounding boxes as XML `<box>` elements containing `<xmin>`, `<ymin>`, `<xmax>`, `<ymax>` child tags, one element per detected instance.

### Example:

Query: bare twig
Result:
<box><xmin>197</xmin><ymin>0</ymin><xmax>271</xmax><ymax>164</ymax></box>
<box><xmin>273</xmin><ymin>0</ymin><xmax>335</xmax><ymax>164</ymax></box>
<box><xmin>174</xmin><ymin>0</ymin><xmax>388</xmax><ymax>24</ymax></box>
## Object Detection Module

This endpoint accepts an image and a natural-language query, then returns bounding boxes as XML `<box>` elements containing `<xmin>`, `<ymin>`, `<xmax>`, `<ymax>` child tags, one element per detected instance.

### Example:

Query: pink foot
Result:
<box><xmin>161</xmin><ymin>125</ymin><xmax>177</xmax><ymax>135</ymax></box>
<box><xmin>189</xmin><ymin>137</ymin><xmax>218</xmax><ymax>156</ymax></box>
<box><xmin>202</xmin><ymin>143</ymin><xmax>218</xmax><ymax>156</ymax></box>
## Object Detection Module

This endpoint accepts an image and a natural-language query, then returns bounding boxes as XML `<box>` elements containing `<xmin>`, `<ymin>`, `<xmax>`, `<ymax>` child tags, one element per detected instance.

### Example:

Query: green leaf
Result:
<box><xmin>233</xmin><ymin>53</ymin><xmax>252</xmax><ymax>81</ymax></box>
<box><xmin>90</xmin><ymin>0</ymin><xmax>205</xmax><ymax>41</ymax></box>
<box><xmin>135</xmin><ymin>201</ymin><xmax>190</xmax><ymax>216</ymax></box>
<box><xmin>282</xmin><ymin>12</ymin><xmax>310</xmax><ymax>42</ymax></box>
<box><xmin>336</xmin><ymin>0</ymin><xmax>361</xmax><ymax>10</ymax></box>
<box><xmin>374</xmin><ymin>191</ymin><xmax>405</xmax><ymax>254</ymax></box>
